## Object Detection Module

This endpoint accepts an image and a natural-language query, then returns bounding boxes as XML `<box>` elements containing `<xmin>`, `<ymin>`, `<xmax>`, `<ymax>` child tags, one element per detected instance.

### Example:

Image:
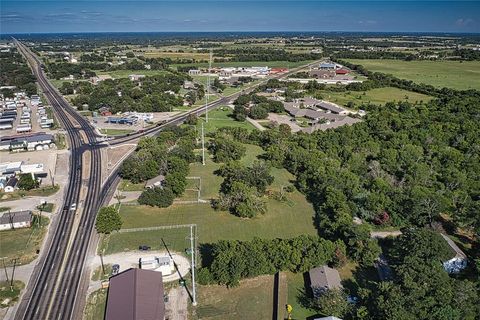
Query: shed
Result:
<box><xmin>105</xmin><ymin>268</ymin><xmax>165</xmax><ymax>320</ymax></box>
<box><xmin>0</xmin><ymin>210</ymin><xmax>32</xmax><ymax>230</ymax></box>
<box><xmin>145</xmin><ymin>175</ymin><xmax>165</xmax><ymax>189</ymax></box>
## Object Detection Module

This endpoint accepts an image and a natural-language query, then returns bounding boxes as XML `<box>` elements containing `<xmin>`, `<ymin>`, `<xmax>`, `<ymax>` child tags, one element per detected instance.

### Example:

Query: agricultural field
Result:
<box><xmin>172</xmin><ymin>60</ymin><xmax>315</xmax><ymax>70</ymax></box>
<box><xmin>320</xmin><ymin>87</ymin><xmax>433</xmax><ymax>107</ymax></box>
<box><xmin>346</xmin><ymin>59</ymin><xmax>480</xmax><ymax>90</ymax></box>
<box><xmin>95</xmin><ymin>69</ymin><xmax>170</xmax><ymax>79</ymax></box>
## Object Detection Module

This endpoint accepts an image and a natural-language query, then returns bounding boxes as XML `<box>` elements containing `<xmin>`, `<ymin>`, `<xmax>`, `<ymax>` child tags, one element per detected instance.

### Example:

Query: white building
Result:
<box><xmin>0</xmin><ymin>211</ymin><xmax>32</xmax><ymax>231</ymax></box>
<box><xmin>139</xmin><ymin>255</ymin><xmax>175</xmax><ymax>276</ymax></box>
<box><xmin>128</xmin><ymin>74</ymin><xmax>146</xmax><ymax>81</ymax></box>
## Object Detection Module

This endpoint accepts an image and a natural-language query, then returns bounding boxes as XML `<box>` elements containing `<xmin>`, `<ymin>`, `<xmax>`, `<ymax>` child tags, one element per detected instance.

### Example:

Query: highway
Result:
<box><xmin>13</xmin><ymin>39</ymin><xmax>320</xmax><ymax>319</ymax></box>
<box><xmin>14</xmin><ymin>40</ymin><xmax>103</xmax><ymax>320</ymax></box>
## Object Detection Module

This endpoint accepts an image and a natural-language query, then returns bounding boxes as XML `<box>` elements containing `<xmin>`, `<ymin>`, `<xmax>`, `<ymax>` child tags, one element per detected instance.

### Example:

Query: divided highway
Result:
<box><xmin>14</xmin><ymin>40</ymin><xmax>103</xmax><ymax>320</ymax></box>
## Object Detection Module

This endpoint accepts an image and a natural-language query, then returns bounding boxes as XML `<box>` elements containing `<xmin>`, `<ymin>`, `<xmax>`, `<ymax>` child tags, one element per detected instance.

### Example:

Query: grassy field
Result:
<box><xmin>118</xmin><ymin>179</ymin><xmax>145</xmax><ymax>192</ymax></box>
<box><xmin>96</xmin><ymin>69</ymin><xmax>170</xmax><ymax>79</ymax></box>
<box><xmin>286</xmin><ymin>272</ymin><xmax>317</xmax><ymax>319</ymax></box>
<box><xmin>346</xmin><ymin>59</ymin><xmax>480</xmax><ymax>90</ymax></box>
<box><xmin>103</xmin><ymin>144</ymin><xmax>317</xmax><ymax>256</ymax></box>
<box><xmin>100</xmin><ymin>128</ymin><xmax>134</xmax><ymax>136</ymax></box>
<box><xmin>83</xmin><ymin>288</ymin><xmax>107</xmax><ymax>320</ymax></box>
<box><xmin>320</xmin><ymin>87</ymin><xmax>433</xmax><ymax>107</ymax></box>
<box><xmin>197</xmin><ymin>275</ymin><xmax>276</xmax><ymax>320</ymax></box>
<box><xmin>0</xmin><ymin>281</ymin><xmax>25</xmax><ymax>309</ymax></box>
<box><xmin>195</xmin><ymin>107</ymin><xmax>256</xmax><ymax>134</ymax></box>
<box><xmin>143</xmin><ymin>51</ymin><xmax>210</xmax><ymax>60</ymax></box>
<box><xmin>0</xmin><ymin>216</ymin><xmax>49</xmax><ymax>265</ymax></box>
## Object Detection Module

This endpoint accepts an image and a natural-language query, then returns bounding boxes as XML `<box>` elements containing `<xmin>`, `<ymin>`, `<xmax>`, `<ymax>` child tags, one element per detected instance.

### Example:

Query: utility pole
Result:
<box><xmin>201</xmin><ymin>122</ymin><xmax>205</xmax><ymax>166</ymax></box>
<box><xmin>10</xmin><ymin>258</ymin><xmax>17</xmax><ymax>291</ymax></box>
<box><xmin>100</xmin><ymin>250</ymin><xmax>106</xmax><ymax>275</ymax></box>
<box><xmin>48</xmin><ymin>169</ymin><xmax>54</xmax><ymax>188</ymax></box>
<box><xmin>205</xmin><ymin>49</ymin><xmax>213</xmax><ymax>123</ymax></box>
<box><xmin>189</xmin><ymin>225</ymin><xmax>197</xmax><ymax>306</ymax></box>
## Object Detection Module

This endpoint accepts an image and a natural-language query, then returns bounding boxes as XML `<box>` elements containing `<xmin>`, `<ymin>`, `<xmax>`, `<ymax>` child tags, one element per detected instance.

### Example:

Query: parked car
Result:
<box><xmin>112</xmin><ymin>264</ymin><xmax>120</xmax><ymax>275</ymax></box>
<box><xmin>139</xmin><ymin>245</ymin><xmax>151</xmax><ymax>251</ymax></box>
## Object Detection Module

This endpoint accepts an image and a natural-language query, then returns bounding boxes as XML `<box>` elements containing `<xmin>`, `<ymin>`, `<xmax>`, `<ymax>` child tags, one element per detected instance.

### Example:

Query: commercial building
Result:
<box><xmin>0</xmin><ymin>210</ymin><xmax>33</xmax><ymax>231</ymax></box>
<box><xmin>139</xmin><ymin>255</ymin><xmax>175</xmax><ymax>276</ymax></box>
<box><xmin>105</xmin><ymin>268</ymin><xmax>165</xmax><ymax>320</ymax></box>
<box><xmin>0</xmin><ymin>133</ymin><xmax>55</xmax><ymax>152</ymax></box>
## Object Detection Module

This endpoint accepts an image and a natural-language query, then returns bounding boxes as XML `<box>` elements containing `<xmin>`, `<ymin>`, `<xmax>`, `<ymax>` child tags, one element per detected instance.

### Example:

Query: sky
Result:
<box><xmin>1</xmin><ymin>1</ymin><xmax>479</xmax><ymax>34</ymax></box>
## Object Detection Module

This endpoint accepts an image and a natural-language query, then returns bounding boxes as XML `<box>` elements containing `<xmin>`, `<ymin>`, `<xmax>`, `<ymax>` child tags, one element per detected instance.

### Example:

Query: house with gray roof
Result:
<box><xmin>309</xmin><ymin>265</ymin><xmax>342</xmax><ymax>298</ymax></box>
<box><xmin>0</xmin><ymin>210</ymin><xmax>32</xmax><ymax>230</ymax></box>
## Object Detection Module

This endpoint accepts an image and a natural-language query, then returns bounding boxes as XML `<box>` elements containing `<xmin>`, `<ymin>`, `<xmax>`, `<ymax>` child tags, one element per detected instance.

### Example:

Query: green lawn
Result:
<box><xmin>96</xmin><ymin>69</ymin><xmax>170</xmax><ymax>79</ymax></box>
<box><xmin>197</xmin><ymin>275</ymin><xmax>276</xmax><ymax>320</ymax></box>
<box><xmin>286</xmin><ymin>272</ymin><xmax>317</xmax><ymax>320</ymax></box>
<box><xmin>36</xmin><ymin>203</ymin><xmax>55</xmax><ymax>213</ymax></box>
<box><xmin>118</xmin><ymin>179</ymin><xmax>145</xmax><ymax>192</ymax></box>
<box><xmin>91</xmin><ymin>264</ymin><xmax>113</xmax><ymax>281</ymax></box>
<box><xmin>0</xmin><ymin>216</ymin><xmax>49</xmax><ymax>265</ymax></box>
<box><xmin>195</xmin><ymin>107</ymin><xmax>256</xmax><ymax>134</ymax></box>
<box><xmin>0</xmin><ymin>281</ymin><xmax>25</xmax><ymax>309</ymax></box>
<box><xmin>100</xmin><ymin>128</ymin><xmax>135</xmax><ymax>136</ymax></box>
<box><xmin>103</xmin><ymin>144</ymin><xmax>317</xmax><ymax>256</ymax></box>
<box><xmin>320</xmin><ymin>87</ymin><xmax>433</xmax><ymax>107</ymax></box>
<box><xmin>345</xmin><ymin>59</ymin><xmax>480</xmax><ymax>90</ymax></box>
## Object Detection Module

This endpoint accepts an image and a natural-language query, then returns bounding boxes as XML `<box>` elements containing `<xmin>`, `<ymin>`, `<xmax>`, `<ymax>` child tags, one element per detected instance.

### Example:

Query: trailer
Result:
<box><xmin>16</xmin><ymin>124</ymin><xmax>32</xmax><ymax>133</ymax></box>
<box><xmin>20</xmin><ymin>119</ymin><xmax>31</xmax><ymax>125</ymax></box>
<box><xmin>0</xmin><ymin>123</ymin><xmax>13</xmax><ymax>130</ymax></box>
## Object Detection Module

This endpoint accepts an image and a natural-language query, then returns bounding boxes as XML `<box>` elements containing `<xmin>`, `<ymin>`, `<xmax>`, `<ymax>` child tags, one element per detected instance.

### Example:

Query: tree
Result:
<box><xmin>185</xmin><ymin>113</ymin><xmax>198</xmax><ymax>125</ymax></box>
<box><xmin>17</xmin><ymin>174</ymin><xmax>39</xmax><ymax>190</ymax></box>
<box><xmin>138</xmin><ymin>187</ymin><xmax>175</xmax><ymax>207</ymax></box>
<box><xmin>312</xmin><ymin>289</ymin><xmax>350</xmax><ymax>318</ymax></box>
<box><xmin>249</xmin><ymin>105</ymin><xmax>268</xmax><ymax>119</ymax></box>
<box><xmin>208</xmin><ymin>137</ymin><xmax>246</xmax><ymax>163</ymax></box>
<box><xmin>164</xmin><ymin>172</ymin><xmax>187</xmax><ymax>196</ymax></box>
<box><xmin>95</xmin><ymin>206</ymin><xmax>122</xmax><ymax>234</ymax></box>
<box><xmin>233</xmin><ymin>105</ymin><xmax>247</xmax><ymax>121</ymax></box>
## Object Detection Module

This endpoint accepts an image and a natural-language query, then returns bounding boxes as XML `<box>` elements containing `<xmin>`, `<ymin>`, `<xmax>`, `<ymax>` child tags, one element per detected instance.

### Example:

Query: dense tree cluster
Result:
<box><xmin>212</xmin><ymin>47</ymin><xmax>322</xmax><ymax>62</ymax></box>
<box><xmin>47</xmin><ymin>62</ymin><xmax>101</xmax><ymax>79</ymax></box>
<box><xmin>361</xmin><ymin>228</ymin><xmax>480</xmax><ymax>319</ymax></box>
<box><xmin>232</xmin><ymin>94</ymin><xmax>284</xmax><ymax>121</ymax></box>
<box><xmin>198</xmin><ymin>235</ymin><xmax>344</xmax><ymax>286</ymax></box>
<box><xmin>17</xmin><ymin>174</ymin><xmax>39</xmax><ymax>191</ymax></box>
<box><xmin>213</xmin><ymin>160</ymin><xmax>273</xmax><ymax>218</ymax></box>
<box><xmin>121</xmin><ymin>127</ymin><xmax>196</xmax><ymax>207</ymax></box>
<box><xmin>71</xmin><ymin>73</ymin><xmax>187</xmax><ymax>113</ymax></box>
<box><xmin>207</xmin><ymin>134</ymin><xmax>246</xmax><ymax>163</ymax></box>
<box><xmin>0</xmin><ymin>49</ymin><xmax>37</xmax><ymax>96</ymax></box>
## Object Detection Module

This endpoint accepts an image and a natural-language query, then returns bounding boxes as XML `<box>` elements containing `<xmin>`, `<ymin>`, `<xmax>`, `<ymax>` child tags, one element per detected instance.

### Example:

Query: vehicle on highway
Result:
<box><xmin>69</xmin><ymin>203</ymin><xmax>77</xmax><ymax>211</ymax></box>
<box><xmin>138</xmin><ymin>245</ymin><xmax>151</xmax><ymax>251</ymax></box>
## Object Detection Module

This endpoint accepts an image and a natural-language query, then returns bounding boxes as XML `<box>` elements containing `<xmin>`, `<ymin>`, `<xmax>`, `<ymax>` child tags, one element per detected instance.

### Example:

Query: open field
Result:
<box><xmin>195</xmin><ymin>107</ymin><xmax>256</xmax><ymax>134</ymax></box>
<box><xmin>0</xmin><ymin>216</ymin><xmax>49</xmax><ymax>265</ymax></box>
<box><xmin>320</xmin><ymin>87</ymin><xmax>433</xmax><ymax>107</ymax></box>
<box><xmin>118</xmin><ymin>179</ymin><xmax>145</xmax><ymax>192</ymax></box>
<box><xmin>197</xmin><ymin>275</ymin><xmax>276</xmax><ymax>320</ymax></box>
<box><xmin>345</xmin><ymin>59</ymin><xmax>480</xmax><ymax>90</ymax></box>
<box><xmin>103</xmin><ymin>144</ymin><xmax>317</xmax><ymax>256</ymax></box>
<box><xmin>0</xmin><ymin>185</ymin><xmax>59</xmax><ymax>202</ymax></box>
<box><xmin>143</xmin><ymin>51</ymin><xmax>210</xmax><ymax>60</ymax></box>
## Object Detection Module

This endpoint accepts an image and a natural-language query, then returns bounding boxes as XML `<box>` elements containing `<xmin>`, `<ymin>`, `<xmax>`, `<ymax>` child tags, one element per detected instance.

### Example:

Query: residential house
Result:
<box><xmin>441</xmin><ymin>234</ymin><xmax>468</xmax><ymax>274</ymax></box>
<box><xmin>309</xmin><ymin>265</ymin><xmax>342</xmax><ymax>298</ymax></box>
<box><xmin>105</xmin><ymin>268</ymin><xmax>165</xmax><ymax>320</ymax></box>
<box><xmin>0</xmin><ymin>210</ymin><xmax>32</xmax><ymax>230</ymax></box>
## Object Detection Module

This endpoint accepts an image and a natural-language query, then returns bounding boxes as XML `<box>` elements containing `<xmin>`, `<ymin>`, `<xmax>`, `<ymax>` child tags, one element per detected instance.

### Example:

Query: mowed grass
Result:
<box><xmin>197</xmin><ymin>275</ymin><xmax>275</xmax><ymax>320</ymax></box>
<box><xmin>346</xmin><ymin>59</ymin><xmax>480</xmax><ymax>90</ymax></box>
<box><xmin>196</xmin><ymin>107</ymin><xmax>256</xmax><ymax>134</ymax></box>
<box><xmin>0</xmin><ymin>216</ymin><xmax>49</xmax><ymax>264</ymax></box>
<box><xmin>320</xmin><ymin>87</ymin><xmax>433</xmax><ymax>107</ymax></box>
<box><xmin>0</xmin><ymin>280</ymin><xmax>25</xmax><ymax>309</ymax></box>
<box><xmin>100</xmin><ymin>128</ymin><xmax>134</xmax><ymax>136</ymax></box>
<box><xmin>104</xmin><ymin>144</ymin><xmax>317</xmax><ymax>255</ymax></box>
<box><xmin>83</xmin><ymin>288</ymin><xmax>107</xmax><ymax>320</ymax></box>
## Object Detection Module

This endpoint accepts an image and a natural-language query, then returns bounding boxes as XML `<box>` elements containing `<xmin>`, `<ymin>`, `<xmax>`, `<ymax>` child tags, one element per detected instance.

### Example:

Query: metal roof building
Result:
<box><xmin>105</xmin><ymin>268</ymin><xmax>165</xmax><ymax>320</ymax></box>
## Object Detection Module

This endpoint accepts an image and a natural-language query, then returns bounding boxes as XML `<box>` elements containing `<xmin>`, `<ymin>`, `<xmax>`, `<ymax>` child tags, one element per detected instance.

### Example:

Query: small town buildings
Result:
<box><xmin>90</xmin><ymin>75</ymin><xmax>113</xmax><ymax>85</ymax></box>
<box><xmin>0</xmin><ymin>161</ymin><xmax>23</xmax><ymax>176</ymax></box>
<box><xmin>183</xmin><ymin>81</ymin><xmax>196</xmax><ymax>90</ymax></box>
<box><xmin>188</xmin><ymin>69</ymin><xmax>201</xmax><ymax>75</ymax></box>
<box><xmin>105</xmin><ymin>268</ymin><xmax>165</xmax><ymax>320</ymax></box>
<box><xmin>145</xmin><ymin>175</ymin><xmax>165</xmax><ymax>189</ymax></box>
<box><xmin>319</xmin><ymin>62</ymin><xmax>340</xmax><ymax>70</ymax></box>
<box><xmin>309</xmin><ymin>265</ymin><xmax>342</xmax><ymax>298</ymax></box>
<box><xmin>441</xmin><ymin>234</ymin><xmax>468</xmax><ymax>274</ymax></box>
<box><xmin>0</xmin><ymin>209</ymin><xmax>31</xmax><ymax>227</ymax></box>
<box><xmin>0</xmin><ymin>210</ymin><xmax>33</xmax><ymax>230</ymax></box>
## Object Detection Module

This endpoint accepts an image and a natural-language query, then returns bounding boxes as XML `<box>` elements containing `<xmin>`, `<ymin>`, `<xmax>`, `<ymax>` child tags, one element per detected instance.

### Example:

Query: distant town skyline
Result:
<box><xmin>1</xmin><ymin>1</ymin><xmax>479</xmax><ymax>34</ymax></box>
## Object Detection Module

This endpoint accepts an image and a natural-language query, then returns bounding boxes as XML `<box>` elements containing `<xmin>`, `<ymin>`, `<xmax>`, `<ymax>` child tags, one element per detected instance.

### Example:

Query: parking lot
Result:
<box><xmin>89</xmin><ymin>112</ymin><xmax>180</xmax><ymax>133</ymax></box>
